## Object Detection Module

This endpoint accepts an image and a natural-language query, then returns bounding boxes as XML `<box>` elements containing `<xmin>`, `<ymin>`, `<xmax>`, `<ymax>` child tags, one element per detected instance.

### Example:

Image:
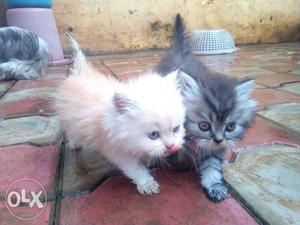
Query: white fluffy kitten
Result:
<box><xmin>55</xmin><ymin>34</ymin><xmax>187</xmax><ymax>195</ymax></box>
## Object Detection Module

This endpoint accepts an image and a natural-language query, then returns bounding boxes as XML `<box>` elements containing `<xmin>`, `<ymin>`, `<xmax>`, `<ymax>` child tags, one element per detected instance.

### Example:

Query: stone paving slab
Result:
<box><xmin>290</xmin><ymin>69</ymin><xmax>300</xmax><ymax>76</ymax></box>
<box><xmin>224</xmin><ymin>145</ymin><xmax>300</xmax><ymax>225</ymax></box>
<box><xmin>59</xmin><ymin>170</ymin><xmax>258</xmax><ymax>225</ymax></box>
<box><xmin>0</xmin><ymin>116</ymin><xmax>60</xmax><ymax>146</ymax></box>
<box><xmin>62</xmin><ymin>147</ymin><xmax>118</xmax><ymax>195</ymax></box>
<box><xmin>0</xmin><ymin>144</ymin><xmax>59</xmax><ymax>200</ymax></box>
<box><xmin>0</xmin><ymin>200</ymin><xmax>52</xmax><ymax>225</ymax></box>
<box><xmin>257</xmin><ymin>103</ymin><xmax>300</xmax><ymax>135</ymax></box>
<box><xmin>279</xmin><ymin>82</ymin><xmax>300</xmax><ymax>96</ymax></box>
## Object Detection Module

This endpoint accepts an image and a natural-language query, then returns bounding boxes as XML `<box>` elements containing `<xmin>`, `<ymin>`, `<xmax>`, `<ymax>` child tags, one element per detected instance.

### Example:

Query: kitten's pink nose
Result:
<box><xmin>166</xmin><ymin>144</ymin><xmax>179</xmax><ymax>153</ymax></box>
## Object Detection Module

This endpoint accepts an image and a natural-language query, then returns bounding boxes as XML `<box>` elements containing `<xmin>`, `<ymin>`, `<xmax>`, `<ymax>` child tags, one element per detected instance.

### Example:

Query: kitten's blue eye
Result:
<box><xmin>226</xmin><ymin>122</ymin><xmax>236</xmax><ymax>132</ymax></box>
<box><xmin>199</xmin><ymin>121</ymin><xmax>210</xmax><ymax>131</ymax></box>
<box><xmin>148</xmin><ymin>131</ymin><xmax>160</xmax><ymax>140</ymax></box>
<box><xmin>173</xmin><ymin>125</ymin><xmax>180</xmax><ymax>133</ymax></box>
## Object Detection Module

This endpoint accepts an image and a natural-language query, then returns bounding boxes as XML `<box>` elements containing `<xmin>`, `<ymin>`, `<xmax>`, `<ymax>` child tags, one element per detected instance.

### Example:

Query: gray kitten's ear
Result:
<box><xmin>113</xmin><ymin>93</ymin><xmax>138</xmax><ymax>113</ymax></box>
<box><xmin>175</xmin><ymin>70</ymin><xmax>201</xmax><ymax>98</ymax></box>
<box><xmin>235</xmin><ymin>79</ymin><xmax>255</xmax><ymax>101</ymax></box>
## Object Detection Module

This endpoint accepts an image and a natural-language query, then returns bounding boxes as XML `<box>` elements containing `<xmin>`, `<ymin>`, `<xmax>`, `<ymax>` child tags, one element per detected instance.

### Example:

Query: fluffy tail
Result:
<box><xmin>172</xmin><ymin>14</ymin><xmax>191</xmax><ymax>56</ymax></box>
<box><xmin>65</xmin><ymin>32</ymin><xmax>89</xmax><ymax>75</ymax></box>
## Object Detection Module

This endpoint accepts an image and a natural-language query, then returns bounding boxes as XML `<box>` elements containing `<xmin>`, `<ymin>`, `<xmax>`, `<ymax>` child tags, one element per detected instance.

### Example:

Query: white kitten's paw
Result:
<box><xmin>66</xmin><ymin>139</ymin><xmax>81</xmax><ymax>151</ymax></box>
<box><xmin>137</xmin><ymin>179</ymin><xmax>160</xmax><ymax>195</ymax></box>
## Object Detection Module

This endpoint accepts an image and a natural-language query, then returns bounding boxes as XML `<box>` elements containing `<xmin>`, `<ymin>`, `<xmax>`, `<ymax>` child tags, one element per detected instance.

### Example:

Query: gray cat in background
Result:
<box><xmin>0</xmin><ymin>27</ymin><xmax>50</xmax><ymax>80</ymax></box>
<box><xmin>156</xmin><ymin>14</ymin><xmax>257</xmax><ymax>202</ymax></box>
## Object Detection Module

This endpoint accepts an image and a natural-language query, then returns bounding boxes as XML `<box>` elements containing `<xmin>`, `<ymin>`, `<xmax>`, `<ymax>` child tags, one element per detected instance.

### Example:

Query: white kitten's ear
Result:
<box><xmin>175</xmin><ymin>70</ymin><xmax>201</xmax><ymax>98</ymax></box>
<box><xmin>235</xmin><ymin>79</ymin><xmax>255</xmax><ymax>101</ymax></box>
<box><xmin>113</xmin><ymin>93</ymin><xmax>138</xmax><ymax>113</ymax></box>
<box><xmin>164</xmin><ymin>69</ymin><xmax>178</xmax><ymax>84</ymax></box>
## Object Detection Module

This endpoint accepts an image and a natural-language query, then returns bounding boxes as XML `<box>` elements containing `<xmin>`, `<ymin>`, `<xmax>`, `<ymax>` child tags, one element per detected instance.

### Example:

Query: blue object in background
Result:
<box><xmin>5</xmin><ymin>0</ymin><xmax>52</xmax><ymax>8</ymax></box>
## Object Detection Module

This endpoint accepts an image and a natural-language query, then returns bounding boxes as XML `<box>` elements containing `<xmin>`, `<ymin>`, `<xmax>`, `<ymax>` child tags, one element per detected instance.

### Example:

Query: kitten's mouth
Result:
<box><xmin>166</xmin><ymin>146</ymin><xmax>180</xmax><ymax>153</ymax></box>
<box><xmin>189</xmin><ymin>139</ymin><xmax>229</xmax><ymax>153</ymax></box>
<box><xmin>162</xmin><ymin>145</ymin><xmax>181</xmax><ymax>156</ymax></box>
<box><xmin>209</xmin><ymin>141</ymin><xmax>228</xmax><ymax>151</ymax></box>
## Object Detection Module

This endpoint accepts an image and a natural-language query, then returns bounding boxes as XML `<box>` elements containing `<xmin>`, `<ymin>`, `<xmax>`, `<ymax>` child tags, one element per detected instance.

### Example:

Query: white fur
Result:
<box><xmin>56</xmin><ymin>35</ymin><xmax>186</xmax><ymax>195</ymax></box>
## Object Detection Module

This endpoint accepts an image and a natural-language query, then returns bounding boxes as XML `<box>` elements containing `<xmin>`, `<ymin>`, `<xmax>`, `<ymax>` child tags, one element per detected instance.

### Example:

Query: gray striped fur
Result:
<box><xmin>156</xmin><ymin>14</ymin><xmax>257</xmax><ymax>202</ymax></box>
<box><xmin>0</xmin><ymin>27</ymin><xmax>50</xmax><ymax>80</ymax></box>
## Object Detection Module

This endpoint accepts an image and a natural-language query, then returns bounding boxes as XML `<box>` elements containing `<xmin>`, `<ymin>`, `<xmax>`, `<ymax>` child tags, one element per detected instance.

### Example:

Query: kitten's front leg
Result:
<box><xmin>106</xmin><ymin>153</ymin><xmax>160</xmax><ymax>195</ymax></box>
<box><xmin>199</xmin><ymin>151</ymin><xmax>228</xmax><ymax>202</ymax></box>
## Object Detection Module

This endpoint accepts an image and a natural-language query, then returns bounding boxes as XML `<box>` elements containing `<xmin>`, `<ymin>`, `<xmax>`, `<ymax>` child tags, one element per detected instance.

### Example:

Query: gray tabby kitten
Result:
<box><xmin>156</xmin><ymin>14</ymin><xmax>257</xmax><ymax>202</ymax></box>
<box><xmin>0</xmin><ymin>27</ymin><xmax>49</xmax><ymax>80</ymax></box>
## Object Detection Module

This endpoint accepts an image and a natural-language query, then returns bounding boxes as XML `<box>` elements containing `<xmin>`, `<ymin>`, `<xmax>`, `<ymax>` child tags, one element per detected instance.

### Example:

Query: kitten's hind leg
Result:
<box><xmin>106</xmin><ymin>153</ymin><xmax>160</xmax><ymax>195</ymax></box>
<box><xmin>199</xmin><ymin>151</ymin><xmax>228</xmax><ymax>202</ymax></box>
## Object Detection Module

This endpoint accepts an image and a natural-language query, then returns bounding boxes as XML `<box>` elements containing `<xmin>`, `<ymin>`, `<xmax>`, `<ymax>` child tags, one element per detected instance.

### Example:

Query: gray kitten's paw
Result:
<box><xmin>205</xmin><ymin>183</ymin><xmax>229</xmax><ymax>202</ymax></box>
<box><xmin>137</xmin><ymin>179</ymin><xmax>160</xmax><ymax>195</ymax></box>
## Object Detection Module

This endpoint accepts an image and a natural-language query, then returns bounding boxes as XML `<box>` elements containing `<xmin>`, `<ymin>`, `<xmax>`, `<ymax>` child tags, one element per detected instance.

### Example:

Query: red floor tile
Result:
<box><xmin>59</xmin><ymin>170</ymin><xmax>258</xmax><ymax>225</ymax></box>
<box><xmin>0</xmin><ymin>79</ymin><xmax>59</xmax><ymax>118</ymax></box>
<box><xmin>236</xmin><ymin>117</ymin><xmax>300</xmax><ymax>149</ymax></box>
<box><xmin>253</xmin><ymin>88</ymin><xmax>300</xmax><ymax>111</ymax></box>
<box><xmin>10</xmin><ymin>80</ymin><xmax>62</xmax><ymax>92</ymax></box>
<box><xmin>135</xmin><ymin>56</ymin><xmax>161</xmax><ymax>66</ymax></box>
<box><xmin>41</xmin><ymin>72</ymin><xmax>68</xmax><ymax>81</ymax></box>
<box><xmin>0</xmin><ymin>200</ymin><xmax>52</xmax><ymax>225</ymax></box>
<box><xmin>118</xmin><ymin>70</ymin><xmax>147</xmax><ymax>80</ymax></box>
<box><xmin>104</xmin><ymin>60</ymin><xmax>140</xmax><ymax>69</ymax></box>
<box><xmin>0</xmin><ymin>145</ymin><xmax>59</xmax><ymax>199</ymax></box>
<box><xmin>0</xmin><ymin>98</ymin><xmax>55</xmax><ymax>118</ymax></box>
<box><xmin>100</xmin><ymin>57</ymin><xmax>139</xmax><ymax>65</ymax></box>
<box><xmin>255</xmin><ymin>73</ymin><xmax>300</xmax><ymax>88</ymax></box>
<box><xmin>110</xmin><ymin>64</ymin><xmax>150</xmax><ymax>76</ymax></box>
<box><xmin>261</xmin><ymin>64</ymin><xmax>300</xmax><ymax>74</ymax></box>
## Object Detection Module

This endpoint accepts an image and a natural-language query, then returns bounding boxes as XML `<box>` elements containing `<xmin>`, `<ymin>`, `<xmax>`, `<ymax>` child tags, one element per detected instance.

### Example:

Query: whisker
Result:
<box><xmin>159</xmin><ymin>157</ymin><xmax>171</xmax><ymax>168</ymax></box>
<box><xmin>182</xmin><ymin>146</ymin><xmax>199</xmax><ymax>172</ymax></box>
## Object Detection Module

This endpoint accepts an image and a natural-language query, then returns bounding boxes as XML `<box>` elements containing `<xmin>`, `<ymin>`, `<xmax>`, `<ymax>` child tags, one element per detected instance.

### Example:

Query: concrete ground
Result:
<box><xmin>0</xmin><ymin>42</ymin><xmax>300</xmax><ymax>225</ymax></box>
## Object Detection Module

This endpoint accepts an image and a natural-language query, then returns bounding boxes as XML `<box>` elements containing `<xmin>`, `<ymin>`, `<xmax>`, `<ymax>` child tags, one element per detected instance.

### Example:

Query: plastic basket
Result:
<box><xmin>191</xmin><ymin>29</ymin><xmax>237</xmax><ymax>55</ymax></box>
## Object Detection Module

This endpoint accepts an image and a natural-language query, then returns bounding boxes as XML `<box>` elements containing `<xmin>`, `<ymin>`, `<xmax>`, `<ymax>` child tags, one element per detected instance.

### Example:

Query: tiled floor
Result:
<box><xmin>0</xmin><ymin>42</ymin><xmax>299</xmax><ymax>225</ymax></box>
